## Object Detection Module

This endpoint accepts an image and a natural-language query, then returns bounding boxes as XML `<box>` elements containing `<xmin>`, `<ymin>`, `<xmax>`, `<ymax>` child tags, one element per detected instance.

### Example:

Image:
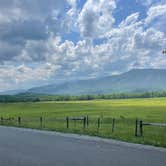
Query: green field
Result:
<box><xmin>0</xmin><ymin>98</ymin><xmax>166</xmax><ymax>147</ymax></box>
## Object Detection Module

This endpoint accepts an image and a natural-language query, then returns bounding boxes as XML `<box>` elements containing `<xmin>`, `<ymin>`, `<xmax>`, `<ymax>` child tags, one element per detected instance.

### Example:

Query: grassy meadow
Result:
<box><xmin>0</xmin><ymin>98</ymin><xmax>166</xmax><ymax>147</ymax></box>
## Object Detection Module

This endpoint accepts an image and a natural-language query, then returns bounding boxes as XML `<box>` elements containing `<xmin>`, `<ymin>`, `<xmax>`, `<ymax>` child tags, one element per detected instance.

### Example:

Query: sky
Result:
<box><xmin>0</xmin><ymin>0</ymin><xmax>166</xmax><ymax>91</ymax></box>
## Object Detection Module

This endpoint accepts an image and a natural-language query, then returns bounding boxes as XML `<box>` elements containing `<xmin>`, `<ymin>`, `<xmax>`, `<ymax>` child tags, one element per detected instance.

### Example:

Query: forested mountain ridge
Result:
<box><xmin>27</xmin><ymin>69</ymin><xmax>166</xmax><ymax>95</ymax></box>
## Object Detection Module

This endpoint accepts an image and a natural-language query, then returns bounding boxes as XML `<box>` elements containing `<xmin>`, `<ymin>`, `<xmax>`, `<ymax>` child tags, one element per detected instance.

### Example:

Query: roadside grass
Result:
<box><xmin>0</xmin><ymin>97</ymin><xmax>166</xmax><ymax>147</ymax></box>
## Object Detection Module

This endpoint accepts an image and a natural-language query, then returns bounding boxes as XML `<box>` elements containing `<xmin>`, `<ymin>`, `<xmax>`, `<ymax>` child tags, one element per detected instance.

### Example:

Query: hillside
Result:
<box><xmin>27</xmin><ymin>69</ymin><xmax>166</xmax><ymax>95</ymax></box>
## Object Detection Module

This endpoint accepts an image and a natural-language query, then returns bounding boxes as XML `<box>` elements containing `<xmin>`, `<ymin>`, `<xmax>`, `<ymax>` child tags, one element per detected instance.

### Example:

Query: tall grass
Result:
<box><xmin>0</xmin><ymin>98</ymin><xmax>166</xmax><ymax>147</ymax></box>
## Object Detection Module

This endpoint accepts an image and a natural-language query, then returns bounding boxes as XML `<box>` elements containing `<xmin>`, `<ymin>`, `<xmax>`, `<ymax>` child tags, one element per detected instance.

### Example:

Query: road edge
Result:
<box><xmin>0</xmin><ymin>126</ymin><xmax>166</xmax><ymax>152</ymax></box>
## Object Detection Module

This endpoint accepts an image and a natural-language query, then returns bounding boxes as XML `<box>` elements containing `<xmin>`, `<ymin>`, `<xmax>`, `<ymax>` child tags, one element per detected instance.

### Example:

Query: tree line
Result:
<box><xmin>1</xmin><ymin>91</ymin><xmax>166</xmax><ymax>103</ymax></box>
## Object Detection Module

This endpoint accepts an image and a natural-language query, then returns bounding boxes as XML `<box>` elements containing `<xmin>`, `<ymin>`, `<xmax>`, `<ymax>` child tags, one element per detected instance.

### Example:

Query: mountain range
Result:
<box><xmin>1</xmin><ymin>69</ymin><xmax>166</xmax><ymax>95</ymax></box>
<box><xmin>27</xmin><ymin>69</ymin><xmax>166</xmax><ymax>95</ymax></box>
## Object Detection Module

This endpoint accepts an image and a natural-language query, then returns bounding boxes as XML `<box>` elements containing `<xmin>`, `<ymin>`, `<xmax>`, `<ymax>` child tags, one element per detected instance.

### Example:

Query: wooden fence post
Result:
<box><xmin>140</xmin><ymin>120</ymin><xmax>143</xmax><ymax>136</ymax></box>
<box><xmin>1</xmin><ymin>117</ymin><xmax>3</xmax><ymax>125</ymax></box>
<box><xmin>18</xmin><ymin>117</ymin><xmax>21</xmax><ymax>125</ymax></box>
<box><xmin>83</xmin><ymin>117</ymin><xmax>86</xmax><ymax>128</ymax></box>
<box><xmin>135</xmin><ymin>119</ymin><xmax>138</xmax><ymax>136</ymax></box>
<box><xmin>112</xmin><ymin>118</ymin><xmax>115</xmax><ymax>133</ymax></box>
<box><xmin>66</xmin><ymin>117</ymin><xmax>69</xmax><ymax>129</ymax></box>
<box><xmin>86</xmin><ymin>116</ymin><xmax>89</xmax><ymax>127</ymax></box>
<box><xmin>40</xmin><ymin>117</ymin><xmax>43</xmax><ymax>128</ymax></box>
<box><xmin>97</xmin><ymin>117</ymin><xmax>101</xmax><ymax>129</ymax></box>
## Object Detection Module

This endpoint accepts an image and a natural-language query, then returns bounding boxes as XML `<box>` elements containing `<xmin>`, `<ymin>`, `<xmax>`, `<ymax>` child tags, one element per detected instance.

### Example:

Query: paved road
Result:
<box><xmin>0</xmin><ymin>126</ymin><xmax>166</xmax><ymax>166</ymax></box>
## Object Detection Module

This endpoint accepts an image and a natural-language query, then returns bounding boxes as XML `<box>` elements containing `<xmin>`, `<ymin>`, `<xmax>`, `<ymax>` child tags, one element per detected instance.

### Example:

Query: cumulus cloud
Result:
<box><xmin>145</xmin><ymin>4</ymin><xmax>166</xmax><ymax>24</ymax></box>
<box><xmin>139</xmin><ymin>0</ymin><xmax>166</xmax><ymax>7</ymax></box>
<box><xmin>0</xmin><ymin>62</ymin><xmax>61</xmax><ymax>91</ymax></box>
<box><xmin>0</xmin><ymin>0</ymin><xmax>166</xmax><ymax>91</ymax></box>
<box><xmin>78</xmin><ymin>0</ymin><xmax>116</xmax><ymax>38</ymax></box>
<box><xmin>144</xmin><ymin>4</ymin><xmax>166</xmax><ymax>36</ymax></box>
<box><xmin>0</xmin><ymin>0</ymin><xmax>71</xmax><ymax>63</ymax></box>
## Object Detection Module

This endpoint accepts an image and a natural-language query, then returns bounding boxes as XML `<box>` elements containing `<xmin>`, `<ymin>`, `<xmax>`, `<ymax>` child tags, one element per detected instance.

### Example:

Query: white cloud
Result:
<box><xmin>139</xmin><ymin>0</ymin><xmax>166</xmax><ymax>7</ymax></box>
<box><xmin>145</xmin><ymin>4</ymin><xmax>166</xmax><ymax>24</ymax></box>
<box><xmin>67</xmin><ymin>0</ymin><xmax>77</xmax><ymax>8</ymax></box>
<box><xmin>119</xmin><ymin>12</ymin><xmax>140</xmax><ymax>27</ymax></box>
<box><xmin>0</xmin><ymin>1</ymin><xmax>166</xmax><ymax>91</ymax></box>
<box><xmin>78</xmin><ymin>0</ymin><xmax>116</xmax><ymax>38</ymax></box>
<box><xmin>0</xmin><ymin>62</ymin><xmax>60</xmax><ymax>91</ymax></box>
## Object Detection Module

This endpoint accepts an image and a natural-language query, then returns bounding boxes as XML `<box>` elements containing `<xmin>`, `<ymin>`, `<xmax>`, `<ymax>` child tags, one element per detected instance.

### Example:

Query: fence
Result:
<box><xmin>135</xmin><ymin>119</ymin><xmax>166</xmax><ymax>137</ymax></box>
<box><xmin>0</xmin><ymin>116</ymin><xmax>131</xmax><ymax>132</ymax></box>
<box><xmin>0</xmin><ymin>116</ymin><xmax>166</xmax><ymax>146</ymax></box>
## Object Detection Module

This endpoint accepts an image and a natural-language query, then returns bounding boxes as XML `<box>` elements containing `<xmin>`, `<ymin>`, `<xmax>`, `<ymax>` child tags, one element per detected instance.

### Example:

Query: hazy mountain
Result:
<box><xmin>0</xmin><ymin>89</ymin><xmax>26</xmax><ymax>95</ymax></box>
<box><xmin>27</xmin><ymin>69</ymin><xmax>166</xmax><ymax>95</ymax></box>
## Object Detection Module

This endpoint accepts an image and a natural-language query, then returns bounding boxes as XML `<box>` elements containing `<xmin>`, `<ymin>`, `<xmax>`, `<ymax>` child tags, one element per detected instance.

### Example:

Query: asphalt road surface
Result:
<box><xmin>0</xmin><ymin>126</ymin><xmax>166</xmax><ymax>166</ymax></box>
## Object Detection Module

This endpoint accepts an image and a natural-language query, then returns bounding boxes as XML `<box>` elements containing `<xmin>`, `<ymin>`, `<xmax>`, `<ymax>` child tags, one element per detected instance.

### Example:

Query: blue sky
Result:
<box><xmin>0</xmin><ymin>0</ymin><xmax>166</xmax><ymax>91</ymax></box>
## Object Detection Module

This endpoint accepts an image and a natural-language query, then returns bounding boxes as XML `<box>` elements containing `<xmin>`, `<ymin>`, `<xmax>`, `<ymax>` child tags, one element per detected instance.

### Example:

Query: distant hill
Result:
<box><xmin>27</xmin><ymin>69</ymin><xmax>166</xmax><ymax>95</ymax></box>
<box><xmin>0</xmin><ymin>89</ymin><xmax>26</xmax><ymax>95</ymax></box>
